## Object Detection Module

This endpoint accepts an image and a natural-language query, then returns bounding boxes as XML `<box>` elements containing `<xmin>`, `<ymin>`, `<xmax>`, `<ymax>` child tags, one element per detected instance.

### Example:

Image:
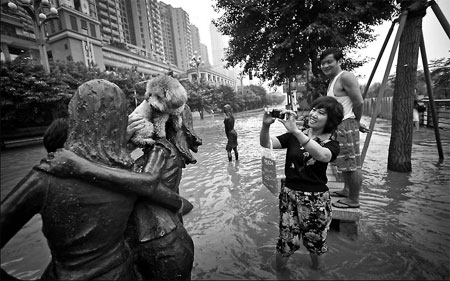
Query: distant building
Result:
<box><xmin>190</xmin><ymin>24</ymin><xmax>201</xmax><ymax>56</ymax></box>
<box><xmin>159</xmin><ymin>1</ymin><xmax>176</xmax><ymax>66</ymax></box>
<box><xmin>169</xmin><ymin>6</ymin><xmax>192</xmax><ymax>71</ymax></box>
<box><xmin>185</xmin><ymin>67</ymin><xmax>236</xmax><ymax>89</ymax></box>
<box><xmin>209</xmin><ymin>22</ymin><xmax>227</xmax><ymax>67</ymax></box>
<box><xmin>0</xmin><ymin>0</ymin><xmax>232</xmax><ymax>80</ymax></box>
<box><xmin>200</xmin><ymin>43</ymin><xmax>211</xmax><ymax>67</ymax></box>
<box><xmin>125</xmin><ymin>0</ymin><xmax>165</xmax><ymax>62</ymax></box>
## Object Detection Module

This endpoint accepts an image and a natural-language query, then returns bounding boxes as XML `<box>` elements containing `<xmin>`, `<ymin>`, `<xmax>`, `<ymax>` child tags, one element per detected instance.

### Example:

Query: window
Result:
<box><xmin>49</xmin><ymin>20</ymin><xmax>55</xmax><ymax>33</ymax></box>
<box><xmin>90</xmin><ymin>23</ymin><xmax>96</xmax><ymax>37</ymax></box>
<box><xmin>70</xmin><ymin>15</ymin><xmax>78</xmax><ymax>31</ymax></box>
<box><xmin>81</xmin><ymin>20</ymin><xmax>87</xmax><ymax>30</ymax></box>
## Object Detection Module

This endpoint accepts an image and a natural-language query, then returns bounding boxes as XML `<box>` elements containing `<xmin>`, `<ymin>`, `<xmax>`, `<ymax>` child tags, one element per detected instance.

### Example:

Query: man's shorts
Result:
<box><xmin>276</xmin><ymin>184</ymin><xmax>332</xmax><ymax>257</ymax></box>
<box><xmin>333</xmin><ymin>118</ymin><xmax>361</xmax><ymax>172</ymax></box>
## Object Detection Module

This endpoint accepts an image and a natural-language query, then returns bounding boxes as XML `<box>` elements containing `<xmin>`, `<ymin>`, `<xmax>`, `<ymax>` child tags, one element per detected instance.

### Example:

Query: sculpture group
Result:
<box><xmin>1</xmin><ymin>76</ymin><xmax>202</xmax><ymax>281</ymax></box>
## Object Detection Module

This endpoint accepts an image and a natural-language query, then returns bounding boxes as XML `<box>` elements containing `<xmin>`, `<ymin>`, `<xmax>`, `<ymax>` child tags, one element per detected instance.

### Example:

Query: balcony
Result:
<box><xmin>97</xmin><ymin>2</ymin><xmax>107</xmax><ymax>10</ymax></box>
<box><xmin>99</xmin><ymin>10</ymin><xmax>109</xmax><ymax>18</ymax></box>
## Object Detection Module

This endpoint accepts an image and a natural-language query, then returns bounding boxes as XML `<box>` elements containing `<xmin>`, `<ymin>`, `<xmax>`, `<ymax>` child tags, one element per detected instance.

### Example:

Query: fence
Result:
<box><xmin>363</xmin><ymin>98</ymin><xmax>450</xmax><ymax>130</ymax></box>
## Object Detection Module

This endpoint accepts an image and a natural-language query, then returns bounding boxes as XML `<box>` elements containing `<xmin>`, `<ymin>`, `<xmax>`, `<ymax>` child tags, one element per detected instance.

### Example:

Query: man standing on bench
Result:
<box><xmin>320</xmin><ymin>48</ymin><xmax>369</xmax><ymax>209</ymax></box>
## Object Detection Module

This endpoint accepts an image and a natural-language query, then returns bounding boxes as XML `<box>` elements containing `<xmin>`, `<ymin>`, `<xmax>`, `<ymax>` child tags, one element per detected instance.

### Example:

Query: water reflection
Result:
<box><xmin>1</xmin><ymin>111</ymin><xmax>449</xmax><ymax>280</ymax></box>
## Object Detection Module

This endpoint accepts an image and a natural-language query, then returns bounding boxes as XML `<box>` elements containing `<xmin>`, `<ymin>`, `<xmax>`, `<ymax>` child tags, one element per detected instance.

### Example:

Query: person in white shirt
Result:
<box><xmin>320</xmin><ymin>48</ymin><xmax>368</xmax><ymax>209</ymax></box>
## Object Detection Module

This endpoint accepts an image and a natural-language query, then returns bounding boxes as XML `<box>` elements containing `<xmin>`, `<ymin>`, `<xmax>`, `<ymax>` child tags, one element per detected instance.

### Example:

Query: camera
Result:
<box><xmin>270</xmin><ymin>109</ymin><xmax>285</xmax><ymax>119</ymax></box>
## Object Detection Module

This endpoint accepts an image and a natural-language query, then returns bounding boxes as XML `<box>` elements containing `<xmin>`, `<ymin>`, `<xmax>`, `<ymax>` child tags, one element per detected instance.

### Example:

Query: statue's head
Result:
<box><xmin>167</xmin><ymin>104</ymin><xmax>202</xmax><ymax>165</ymax></box>
<box><xmin>65</xmin><ymin>79</ymin><xmax>133</xmax><ymax>168</ymax></box>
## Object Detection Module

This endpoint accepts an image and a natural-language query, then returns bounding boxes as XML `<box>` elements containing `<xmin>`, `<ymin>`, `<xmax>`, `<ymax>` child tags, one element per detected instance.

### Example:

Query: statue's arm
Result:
<box><xmin>1</xmin><ymin>169</ymin><xmax>47</xmax><ymax>249</ymax></box>
<box><xmin>79</xmin><ymin>165</ymin><xmax>181</xmax><ymax>211</ymax></box>
<box><xmin>39</xmin><ymin>150</ymin><xmax>182</xmax><ymax>211</ymax></box>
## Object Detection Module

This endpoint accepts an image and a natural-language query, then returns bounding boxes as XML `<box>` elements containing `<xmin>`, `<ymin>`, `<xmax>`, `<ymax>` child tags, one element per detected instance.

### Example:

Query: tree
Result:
<box><xmin>98</xmin><ymin>67</ymin><xmax>147</xmax><ymax>114</ymax></box>
<box><xmin>1</xmin><ymin>55</ymin><xmax>72</xmax><ymax>130</ymax></box>
<box><xmin>429</xmin><ymin>58</ymin><xmax>450</xmax><ymax>99</ymax></box>
<box><xmin>0</xmin><ymin>57</ymin><xmax>146</xmax><ymax>133</ymax></box>
<box><xmin>388</xmin><ymin>0</ymin><xmax>427</xmax><ymax>172</ymax></box>
<box><xmin>214</xmin><ymin>84</ymin><xmax>238</xmax><ymax>111</ymax></box>
<box><xmin>213</xmin><ymin>0</ymin><xmax>397</xmax><ymax>85</ymax></box>
<box><xmin>181</xmin><ymin>80</ymin><xmax>204</xmax><ymax>114</ymax></box>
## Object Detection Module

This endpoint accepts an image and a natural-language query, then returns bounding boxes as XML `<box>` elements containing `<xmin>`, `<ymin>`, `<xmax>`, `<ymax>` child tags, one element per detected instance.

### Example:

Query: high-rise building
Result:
<box><xmin>95</xmin><ymin>0</ymin><xmax>129</xmax><ymax>45</ymax></box>
<box><xmin>209</xmin><ymin>22</ymin><xmax>227</xmax><ymax>67</ymax></box>
<box><xmin>169</xmin><ymin>6</ymin><xmax>192</xmax><ymax>71</ymax></box>
<box><xmin>124</xmin><ymin>0</ymin><xmax>164</xmax><ymax>61</ymax></box>
<box><xmin>159</xmin><ymin>1</ymin><xmax>176</xmax><ymax>66</ymax></box>
<box><xmin>200</xmin><ymin>43</ymin><xmax>210</xmax><ymax>67</ymax></box>
<box><xmin>190</xmin><ymin>24</ymin><xmax>201</xmax><ymax>56</ymax></box>
<box><xmin>0</xmin><ymin>0</ymin><xmax>226</xmax><ymax>78</ymax></box>
<box><xmin>147</xmin><ymin>0</ymin><xmax>164</xmax><ymax>61</ymax></box>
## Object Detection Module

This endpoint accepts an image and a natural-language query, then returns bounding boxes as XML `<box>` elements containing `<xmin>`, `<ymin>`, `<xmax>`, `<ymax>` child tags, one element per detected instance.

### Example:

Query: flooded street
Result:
<box><xmin>1</xmin><ymin>110</ymin><xmax>449</xmax><ymax>280</ymax></box>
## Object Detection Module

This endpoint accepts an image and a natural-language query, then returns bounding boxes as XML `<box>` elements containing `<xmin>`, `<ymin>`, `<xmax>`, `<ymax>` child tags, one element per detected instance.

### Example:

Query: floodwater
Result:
<box><xmin>1</xmin><ymin>111</ymin><xmax>449</xmax><ymax>280</ymax></box>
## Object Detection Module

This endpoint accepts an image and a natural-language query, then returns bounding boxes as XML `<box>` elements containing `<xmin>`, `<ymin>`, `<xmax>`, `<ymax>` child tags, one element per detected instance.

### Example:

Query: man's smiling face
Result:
<box><xmin>320</xmin><ymin>54</ymin><xmax>341</xmax><ymax>78</ymax></box>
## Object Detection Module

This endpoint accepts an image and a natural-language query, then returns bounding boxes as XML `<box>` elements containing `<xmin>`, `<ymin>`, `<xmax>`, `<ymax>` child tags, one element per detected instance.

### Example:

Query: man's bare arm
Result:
<box><xmin>341</xmin><ymin>72</ymin><xmax>364</xmax><ymax>121</ymax></box>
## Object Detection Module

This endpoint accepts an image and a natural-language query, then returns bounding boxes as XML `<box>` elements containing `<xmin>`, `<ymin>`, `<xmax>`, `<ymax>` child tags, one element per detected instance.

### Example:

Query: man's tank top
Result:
<box><xmin>327</xmin><ymin>71</ymin><xmax>355</xmax><ymax>120</ymax></box>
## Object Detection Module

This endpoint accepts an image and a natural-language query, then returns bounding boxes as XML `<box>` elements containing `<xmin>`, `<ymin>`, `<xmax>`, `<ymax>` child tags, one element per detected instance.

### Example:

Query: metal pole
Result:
<box><xmin>37</xmin><ymin>23</ymin><xmax>50</xmax><ymax>73</ymax></box>
<box><xmin>15</xmin><ymin>1</ymin><xmax>58</xmax><ymax>74</ymax></box>
<box><xmin>420</xmin><ymin>33</ymin><xmax>444</xmax><ymax>160</ymax></box>
<box><xmin>196</xmin><ymin>65</ymin><xmax>200</xmax><ymax>83</ymax></box>
<box><xmin>287</xmin><ymin>77</ymin><xmax>291</xmax><ymax>109</ymax></box>
<box><xmin>361</xmin><ymin>11</ymin><xmax>408</xmax><ymax>166</ymax></box>
<box><xmin>240</xmin><ymin>75</ymin><xmax>244</xmax><ymax>96</ymax></box>
<box><xmin>429</xmin><ymin>0</ymin><xmax>450</xmax><ymax>39</ymax></box>
<box><xmin>362</xmin><ymin>20</ymin><xmax>396</xmax><ymax>99</ymax></box>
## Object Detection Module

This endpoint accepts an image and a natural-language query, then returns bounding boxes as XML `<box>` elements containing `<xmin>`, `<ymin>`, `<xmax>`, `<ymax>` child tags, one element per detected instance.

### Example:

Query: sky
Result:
<box><xmin>162</xmin><ymin>0</ymin><xmax>450</xmax><ymax>86</ymax></box>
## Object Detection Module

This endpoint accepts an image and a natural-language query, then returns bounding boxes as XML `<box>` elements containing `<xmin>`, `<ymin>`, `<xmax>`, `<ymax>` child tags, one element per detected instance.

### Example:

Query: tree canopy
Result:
<box><xmin>213</xmin><ymin>0</ymin><xmax>398</xmax><ymax>84</ymax></box>
<box><xmin>1</xmin><ymin>56</ymin><xmax>269</xmax><ymax>132</ymax></box>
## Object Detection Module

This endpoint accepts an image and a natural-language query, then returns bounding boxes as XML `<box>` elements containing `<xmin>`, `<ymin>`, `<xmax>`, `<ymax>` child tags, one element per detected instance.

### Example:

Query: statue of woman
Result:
<box><xmin>40</xmin><ymin>97</ymin><xmax>202</xmax><ymax>280</ymax></box>
<box><xmin>1</xmin><ymin>79</ymin><xmax>182</xmax><ymax>280</ymax></box>
<box><xmin>127</xmin><ymin>104</ymin><xmax>201</xmax><ymax>280</ymax></box>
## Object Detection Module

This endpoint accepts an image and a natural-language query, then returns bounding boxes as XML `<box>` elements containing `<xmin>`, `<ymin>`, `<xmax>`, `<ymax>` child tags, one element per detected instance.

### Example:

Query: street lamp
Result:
<box><xmin>237</xmin><ymin>72</ymin><xmax>244</xmax><ymax>97</ymax></box>
<box><xmin>7</xmin><ymin>0</ymin><xmax>59</xmax><ymax>73</ymax></box>
<box><xmin>189</xmin><ymin>51</ymin><xmax>204</xmax><ymax>83</ymax></box>
<box><xmin>189</xmin><ymin>51</ymin><xmax>205</xmax><ymax>119</ymax></box>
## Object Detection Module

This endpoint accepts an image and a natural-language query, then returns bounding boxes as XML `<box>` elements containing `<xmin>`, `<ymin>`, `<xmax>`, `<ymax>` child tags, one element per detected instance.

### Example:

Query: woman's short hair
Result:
<box><xmin>310</xmin><ymin>96</ymin><xmax>344</xmax><ymax>133</ymax></box>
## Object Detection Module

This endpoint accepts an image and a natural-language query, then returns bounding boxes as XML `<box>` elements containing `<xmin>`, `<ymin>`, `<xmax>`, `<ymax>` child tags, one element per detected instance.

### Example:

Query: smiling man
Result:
<box><xmin>320</xmin><ymin>47</ymin><xmax>368</xmax><ymax>209</ymax></box>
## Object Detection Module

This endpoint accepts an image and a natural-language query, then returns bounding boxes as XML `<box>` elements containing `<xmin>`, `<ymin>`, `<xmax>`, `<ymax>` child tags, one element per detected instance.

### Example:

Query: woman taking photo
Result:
<box><xmin>259</xmin><ymin>96</ymin><xmax>343</xmax><ymax>270</ymax></box>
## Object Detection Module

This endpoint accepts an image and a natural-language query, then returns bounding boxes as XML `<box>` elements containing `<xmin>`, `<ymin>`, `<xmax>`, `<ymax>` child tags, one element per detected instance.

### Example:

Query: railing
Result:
<box><xmin>422</xmin><ymin>99</ymin><xmax>450</xmax><ymax>129</ymax></box>
<box><xmin>363</xmin><ymin>98</ymin><xmax>450</xmax><ymax>130</ymax></box>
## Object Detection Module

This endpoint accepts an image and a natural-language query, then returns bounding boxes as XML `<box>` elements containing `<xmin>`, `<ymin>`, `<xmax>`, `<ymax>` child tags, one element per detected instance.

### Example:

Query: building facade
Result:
<box><xmin>186</xmin><ymin>67</ymin><xmax>236</xmax><ymax>89</ymax></box>
<box><xmin>169</xmin><ymin>6</ymin><xmax>192</xmax><ymax>71</ymax></box>
<box><xmin>0</xmin><ymin>0</ymin><xmax>237</xmax><ymax>81</ymax></box>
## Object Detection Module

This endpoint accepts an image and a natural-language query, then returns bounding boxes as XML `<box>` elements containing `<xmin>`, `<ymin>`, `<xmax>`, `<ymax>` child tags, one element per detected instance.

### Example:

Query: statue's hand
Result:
<box><xmin>127</xmin><ymin>115</ymin><xmax>146</xmax><ymax>142</ymax></box>
<box><xmin>42</xmin><ymin>149</ymin><xmax>82</xmax><ymax>177</ymax></box>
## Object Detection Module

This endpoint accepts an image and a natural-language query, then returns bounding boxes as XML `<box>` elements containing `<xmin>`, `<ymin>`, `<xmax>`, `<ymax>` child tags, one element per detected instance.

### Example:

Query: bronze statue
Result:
<box><xmin>128</xmin><ymin>104</ymin><xmax>201</xmax><ymax>280</ymax></box>
<box><xmin>0</xmin><ymin>79</ymin><xmax>183</xmax><ymax>280</ymax></box>
<box><xmin>38</xmin><ymin>77</ymin><xmax>202</xmax><ymax>279</ymax></box>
